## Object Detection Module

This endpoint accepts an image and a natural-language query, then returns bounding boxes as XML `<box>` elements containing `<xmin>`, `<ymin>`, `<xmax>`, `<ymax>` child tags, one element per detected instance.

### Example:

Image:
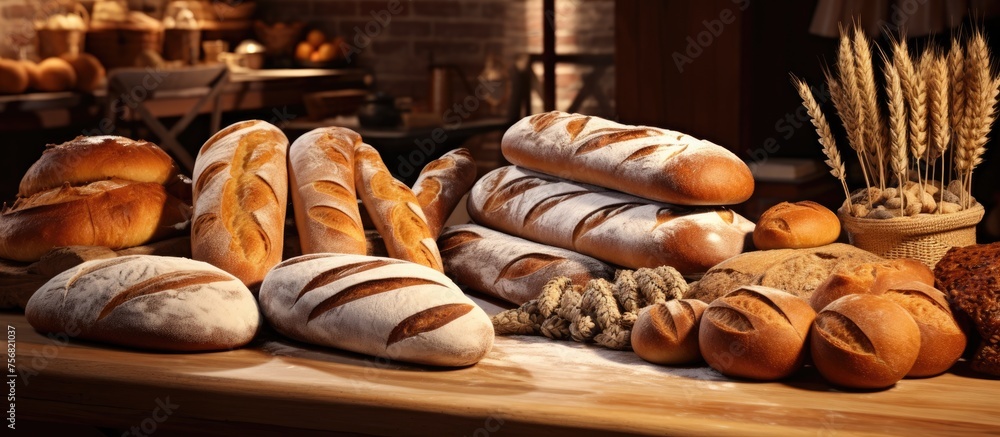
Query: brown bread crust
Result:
<box><xmin>412</xmin><ymin>148</ymin><xmax>477</xmax><ymax>238</ymax></box>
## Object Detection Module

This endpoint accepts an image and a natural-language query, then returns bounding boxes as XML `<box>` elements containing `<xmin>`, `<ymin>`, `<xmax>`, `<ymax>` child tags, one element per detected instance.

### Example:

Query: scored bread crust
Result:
<box><xmin>631</xmin><ymin>299</ymin><xmax>708</xmax><ymax>365</ymax></box>
<box><xmin>25</xmin><ymin>255</ymin><xmax>260</xmax><ymax>351</ymax></box>
<box><xmin>0</xmin><ymin>179</ymin><xmax>190</xmax><ymax>262</ymax></box>
<box><xmin>19</xmin><ymin>135</ymin><xmax>176</xmax><ymax>197</ymax></box>
<box><xmin>501</xmin><ymin>111</ymin><xmax>754</xmax><ymax>206</ymax></box>
<box><xmin>354</xmin><ymin>143</ymin><xmax>443</xmax><ymax>272</ymax></box>
<box><xmin>439</xmin><ymin>224</ymin><xmax>615</xmax><ymax>305</ymax></box>
<box><xmin>466</xmin><ymin>166</ymin><xmax>754</xmax><ymax>275</ymax></box>
<box><xmin>753</xmin><ymin>201</ymin><xmax>841</xmax><ymax>249</ymax></box>
<box><xmin>191</xmin><ymin>120</ymin><xmax>289</xmax><ymax>289</ymax></box>
<box><xmin>412</xmin><ymin>148</ymin><xmax>477</xmax><ymax>238</ymax></box>
<box><xmin>880</xmin><ymin>281</ymin><xmax>966</xmax><ymax>377</ymax></box>
<box><xmin>289</xmin><ymin>127</ymin><xmax>367</xmax><ymax>255</ymax></box>
<box><xmin>258</xmin><ymin>253</ymin><xmax>494</xmax><ymax>366</ymax></box>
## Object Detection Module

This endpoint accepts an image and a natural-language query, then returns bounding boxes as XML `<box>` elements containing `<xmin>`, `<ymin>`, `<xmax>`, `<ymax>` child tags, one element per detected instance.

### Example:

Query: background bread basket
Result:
<box><xmin>795</xmin><ymin>25</ymin><xmax>995</xmax><ymax>267</ymax></box>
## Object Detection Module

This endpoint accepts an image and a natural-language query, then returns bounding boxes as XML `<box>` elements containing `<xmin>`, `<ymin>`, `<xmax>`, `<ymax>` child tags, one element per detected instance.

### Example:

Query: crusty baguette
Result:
<box><xmin>439</xmin><ymin>224</ymin><xmax>615</xmax><ymax>304</ymax></box>
<box><xmin>412</xmin><ymin>148</ymin><xmax>477</xmax><ymax>237</ymax></box>
<box><xmin>0</xmin><ymin>179</ymin><xmax>190</xmax><ymax>262</ymax></box>
<box><xmin>354</xmin><ymin>143</ymin><xmax>443</xmax><ymax>271</ymax></box>
<box><xmin>191</xmin><ymin>120</ymin><xmax>289</xmax><ymax>289</ymax></box>
<box><xmin>467</xmin><ymin>166</ymin><xmax>754</xmax><ymax>275</ymax></box>
<box><xmin>25</xmin><ymin>255</ymin><xmax>260</xmax><ymax>351</ymax></box>
<box><xmin>258</xmin><ymin>253</ymin><xmax>494</xmax><ymax>366</ymax></box>
<box><xmin>289</xmin><ymin>127</ymin><xmax>367</xmax><ymax>255</ymax></box>
<box><xmin>501</xmin><ymin>111</ymin><xmax>754</xmax><ymax>205</ymax></box>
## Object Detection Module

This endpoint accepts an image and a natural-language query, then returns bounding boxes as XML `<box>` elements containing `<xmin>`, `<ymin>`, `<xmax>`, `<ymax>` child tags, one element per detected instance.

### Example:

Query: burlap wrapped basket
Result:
<box><xmin>838</xmin><ymin>201</ymin><xmax>984</xmax><ymax>267</ymax></box>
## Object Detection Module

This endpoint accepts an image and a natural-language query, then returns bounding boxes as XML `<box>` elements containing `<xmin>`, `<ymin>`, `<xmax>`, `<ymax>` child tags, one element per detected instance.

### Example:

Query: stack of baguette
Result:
<box><xmin>444</xmin><ymin>111</ymin><xmax>756</xmax><ymax>305</ymax></box>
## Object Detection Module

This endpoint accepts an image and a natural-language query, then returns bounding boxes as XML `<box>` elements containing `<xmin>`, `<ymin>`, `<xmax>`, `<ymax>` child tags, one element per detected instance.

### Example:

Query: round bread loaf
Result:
<box><xmin>22</xmin><ymin>60</ymin><xmax>41</xmax><ymax>90</ymax></box>
<box><xmin>753</xmin><ymin>201</ymin><xmax>840</xmax><ymax>250</ymax></box>
<box><xmin>632</xmin><ymin>299</ymin><xmax>708</xmax><ymax>365</ymax></box>
<box><xmin>25</xmin><ymin>255</ymin><xmax>260</xmax><ymax>351</ymax></box>
<box><xmin>698</xmin><ymin>286</ymin><xmax>816</xmax><ymax>380</ymax></box>
<box><xmin>35</xmin><ymin>57</ymin><xmax>77</xmax><ymax>92</ymax></box>
<box><xmin>808</xmin><ymin>258</ymin><xmax>935</xmax><ymax>311</ymax></box>
<box><xmin>61</xmin><ymin>53</ymin><xmax>106</xmax><ymax>92</ymax></box>
<box><xmin>0</xmin><ymin>180</ymin><xmax>190</xmax><ymax>262</ymax></box>
<box><xmin>0</xmin><ymin>59</ymin><xmax>29</xmax><ymax>94</ymax></box>
<box><xmin>810</xmin><ymin>294</ymin><xmax>921</xmax><ymax>389</ymax></box>
<box><xmin>19</xmin><ymin>135</ymin><xmax>176</xmax><ymax>197</ymax></box>
<box><xmin>880</xmin><ymin>281</ymin><xmax>966</xmax><ymax>377</ymax></box>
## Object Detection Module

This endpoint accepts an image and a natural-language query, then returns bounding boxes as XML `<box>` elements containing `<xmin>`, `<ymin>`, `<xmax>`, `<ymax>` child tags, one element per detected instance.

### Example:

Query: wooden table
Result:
<box><xmin>7</xmin><ymin>302</ymin><xmax>999</xmax><ymax>436</ymax></box>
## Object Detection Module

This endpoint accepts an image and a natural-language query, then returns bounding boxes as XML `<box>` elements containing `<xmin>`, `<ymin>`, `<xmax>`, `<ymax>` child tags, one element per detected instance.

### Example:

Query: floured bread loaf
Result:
<box><xmin>467</xmin><ymin>166</ymin><xmax>754</xmax><ymax>275</ymax></box>
<box><xmin>25</xmin><ymin>255</ymin><xmax>260</xmax><ymax>351</ymax></box>
<box><xmin>259</xmin><ymin>253</ymin><xmax>494</xmax><ymax>367</ymax></box>
<box><xmin>501</xmin><ymin>111</ymin><xmax>754</xmax><ymax>205</ymax></box>
<box><xmin>413</xmin><ymin>148</ymin><xmax>477</xmax><ymax>238</ymax></box>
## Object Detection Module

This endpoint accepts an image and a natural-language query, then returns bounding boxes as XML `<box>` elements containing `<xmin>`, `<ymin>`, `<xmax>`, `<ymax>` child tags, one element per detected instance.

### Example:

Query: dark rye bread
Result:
<box><xmin>258</xmin><ymin>253</ymin><xmax>494</xmax><ymax>367</ymax></box>
<box><xmin>934</xmin><ymin>242</ymin><xmax>1000</xmax><ymax>376</ymax></box>
<box><xmin>686</xmin><ymin>244</ymin><xmax>884</xmax><ymax>303</ymax></box>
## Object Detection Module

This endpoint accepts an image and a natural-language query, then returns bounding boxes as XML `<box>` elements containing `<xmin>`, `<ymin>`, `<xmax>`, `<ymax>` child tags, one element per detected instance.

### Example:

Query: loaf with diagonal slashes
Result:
<box><xmin>259</xmin><ymin>253</ymin><xmax>494</xmax><ymax>367</ymax></box>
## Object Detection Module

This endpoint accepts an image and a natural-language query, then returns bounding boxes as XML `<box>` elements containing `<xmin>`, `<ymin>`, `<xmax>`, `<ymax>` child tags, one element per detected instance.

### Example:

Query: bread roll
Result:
<box><xmin>288</xmin><ymin>127</ymin><xmax>367</xmax><ymax>255</ymax></box>
<box><xmin>192</xmin><ymin>120</ymin><xmax>289</xmax><ymax>289</ymax></box>
<box><xmin>21</xmin><ymin>60</ymin><xmax>41</xmax><ymax>91</ymax></box>
<box><xmin>808</xmin><ymin>258</ymin><xmax>935</xmax><ymax>311</ymax></box>
<box><xmin>439</xmin><ymin>224</ymin><xmax>615</xmax><ymax>305</ymax></box>
<box><xmin>19</xmin><ymin>135</ymin><xmax>177</xmax><ymax>197</ymax></box>
<box><xmin>25</xmin><ymin>255</ymin><xmax>260</xmax><ymax>351</ymax></box>
<box><xmin>61</xmin><ymin>53</ymin><xmax>106</xmax><ymax>92</ymax></box>
<box><xmin>258</xmin><ymin>253</ymin><xmax>494</xmax><ymax>366</ymax></box>
<box><xmin>501</xmin><ymin>111</ymin><xmax>754</xmax><ymax>205</ymax></box>
<box><xmin>467</xmin><ymin>166</ymin><xmax>754</xmax><ymax>275</ymax></box>
<box><xmin>413</xmin><ymin>148</ymin><xmax>477</xmax><ymax>237</ymax></box>
<box><xmin>35</xmin><ymin>57</ymin><xmax>77</xmax><ymax>92</ymax></box>
<box><xmin>699</xmin><ymin>286</ymin><xmax>815</xmax><ymax>380</ymax></box>
<box><xmin>0</xmin><ymin>59</ymin><xmax>29</xmax><ymax>94</ymax></box>
<box><xmin>880</xmin><ymin>281</ymin><xmax>966</xmax><ymax>377</ymax></box>
<box><xmin>810</xmin><ymin>294</ymin><xmax>921</xmax><ymax>389</ymax></box>
<box><xmin>934</xmin><ymin>242</ymin><xmax>1000</xmax><ymax>376</ymax></box>
<box><xmin>753</xmin><ymin>201</ymin><xmax>840</xmax><ymax>249</ymax></box>
<box><xmin>0</xmin><ymin>180</ymin><xmax>190</xmax><ymax>262</ymax></box>
<box><xmin>632</xmin><ymin>299</ymin><xmax>708</xmax><ymax>365</ymax></box>
<box><xmin>354</xmin><ymin>143</ymin><xmax>443</xmax><ymax>271</ymax></box>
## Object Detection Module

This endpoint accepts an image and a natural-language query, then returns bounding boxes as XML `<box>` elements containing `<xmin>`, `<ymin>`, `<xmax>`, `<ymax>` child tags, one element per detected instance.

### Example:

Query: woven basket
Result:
<box><xmin>85</xmin><ymin>27</ymin><xmax>163</xmax><ymax>69</ymax></box>
<box><xmin>838</xmin><ymin>201</ymin><xmax>984</xmax><ymax>267</ymax></box>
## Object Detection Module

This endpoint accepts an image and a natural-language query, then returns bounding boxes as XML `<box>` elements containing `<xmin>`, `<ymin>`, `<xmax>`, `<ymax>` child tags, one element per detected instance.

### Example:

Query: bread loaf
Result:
<box><xmin>61</xmin><ymin>53</ymin><xmax>105</xmax><ymax>92</ymax></box>
<box><xmin>413</xmin><ymin>148</ymin><xmax>477</xmax><ymax>237</ymax></box>
<box><xmin>467</xmin><ymin>166</ymin><xmax>754</xmax><ymax>275</ymax></box>
<box><xmin>34</xmin><ymin>57</ymin><xmax>76</xmax><ymax>92</ymax></box>
<box><xmin>631</xmin><ymin>299</ymin><xmax>708</xmax><ymax>365</ymax></box>
<box><xmin>501</xmin><ymin>111</ymin><xmax>754</xmax><ymax>205</ymax></box>
<box><xmin>0</xmin><ymin>180</ymin><xmax>190</xmax><ymax>262</ymax></box>
<box><xmin>25</xmin><ymin>255</ymin><xmax>260</xmax><ymax>351</ymax></box>
<box><xmin>0</xmin><ymin>59</ymin><xmax>29</xmax><ymax>94</ymax></box>
<box><xmin>880</xmin><ymin>281</ymin><xmax>966</xmax><ymax>377</ymax></box>
<box><xmin>753</xmin><ymin>201</ymin><xmax>840</xmax><ymax>249</ymax></box>
<box><xmin>19</xmin><ymin>135</ymin><xmax>177</xmax><ymax>197</ymax></box>
<box><xmin>439</xmin><ymin>224</ymin><xmax>615</xmax><ymax>305</ymax></box>
<box><xmin>289</xmin><ymin>127</ymin><xmax>367</xmax><ymax>255</ymax></box>
<box><xmin>934</xmin><ymin>242</ymin><xmax>1000</xmax><ymax>376</ymax></box>
<box><xmin>699</xmin><ymin>286</ymin><xmax>816</xmax><ymax>380</ymax></box>
<box><xmin>258</xmin><ymin>253</ymin><xmax>494</xmax><ymax>366</ymax></box>
<box><xmin>354</xmin><ymin>143</ymin><xmax>443</xmax><ymax>271</ymax></box>
<box><xmin>686</xmin><ymin>244</ymin><xmax>884</xmax><ymax>303</ymax></box>
<box><xmin>808</xmin><ymin>258</ymin><xmax>935</xmax><ymax>311</ymax></box>
<box><xmin>192</xmin><ymin>120</ymin><xmax>288</xmax><ymax>289</ymax></box>
<box><xmin>810</xmin><ymin>294</ymin><xmax>921</xmax><ymax>389</ymax></box>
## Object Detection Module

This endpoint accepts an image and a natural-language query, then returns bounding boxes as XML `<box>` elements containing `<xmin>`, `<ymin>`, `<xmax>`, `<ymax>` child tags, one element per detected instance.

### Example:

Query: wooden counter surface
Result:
<box><xmin>6</xmin><ymin>308</ymin><xmax>999</xmax><ymax>436</ymax></box>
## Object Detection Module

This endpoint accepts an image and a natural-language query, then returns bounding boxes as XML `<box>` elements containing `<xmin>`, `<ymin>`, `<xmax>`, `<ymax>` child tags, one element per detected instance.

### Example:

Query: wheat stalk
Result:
<box><xmin>837</xmin><ymin>26</ymin><xmax>873</xmax><ymax>191</ymax></box>
<box><xmin>854</xmin><ymin>28</ymin><xmax>887</xmax><ymax>191</ymax></box>
<box><xmin>907</xmin><ymin>48</ymin><xmax>930</xmax><ymax>188</ymax></box>
<box><xmin>795</xmin><ymin>77</ymin><xmax>851</xmax><ymax>203</ymax></box>
<box><xmin>959</xmin><ymin>31</ymin><xmax>999</xmax><ymax>207</ymax></box>
<box><xmin>948</xmin><ymin>37</ymin><xmax>965</xmax><ymax>185</ymax></box>
<box><xmin>886</xmin><ymin>61</ymin><xmax>909</xmax><ymax>215</ymax></box>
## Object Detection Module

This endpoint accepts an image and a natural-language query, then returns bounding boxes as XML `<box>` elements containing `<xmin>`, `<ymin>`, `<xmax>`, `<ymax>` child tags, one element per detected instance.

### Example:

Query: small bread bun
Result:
<box><xmin>699</xmin><ymin>286</ymin><xmax>816</xmax><ymax>380</ymax></box>
<box><xmin>810</xmin><ymin>294</ymin><xmax>920</xmax><ymax>389</ymax></box>
<box><xmin>809</xmin><ymin>258</ymin><xmax>935</xmax><ymax>311</ymax></box>
<box><xmin>0</xmin><ymin>59</ymin><xmax>29</xmax><ymax>94</ymax></box>
<box><xmin>632</xmin><ymin>299</ymin><xmax>708</xmax><ymax>365</ymax></box>
<box><xmin>753</xmin><ymin>201</ymin><xmax>840</xmax><ymax>249</ymax></box>
<box><xmin>61</xmin><ymin>53</ymin><xmax>106</xmax><ymax>92</ymax></box>
<box><xmin>35</xmin><ymin>57</ymin><xmax>77</xmax><ymax>92</ymax></box>
<box><xmin>880</xmin><ymin>281</ymin><xmax>966</xmax><ymax>377</ymax></box>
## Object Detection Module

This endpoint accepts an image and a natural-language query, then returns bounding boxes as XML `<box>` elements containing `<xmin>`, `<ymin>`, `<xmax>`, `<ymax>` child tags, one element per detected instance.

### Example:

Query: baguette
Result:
<box><xmin>439</xmin><ymin>224</ymin><xmax>615</xmax><ymax>304</ymax></box>
<box><xmin>354</xmin><ymin>143</ymin><xmax>443</xmax><ymax>271</ymax></box>
<box><xmin>258</xmin><ymin>253</ymin><xmax>494</xmax><ymax>366</ymax></box>
<box><xmin>501</xmin><ymin>111</ymin><xmax>754</xmax><ymax>205</ymax></box>
<box><xmin>413</xmin><ymin>148</ymin><xmax>477</xmax><ymax>237</ymax></box>
<box><xmin>191</xmin><ymin>120</ymin><xmax>289</xmax><ymax>289</ymax></box>
<box><xmin>467</xmin><ymin>166</ymin><xmax>754</xmax><ymax>275</ymax></box>
<box><xmin>289</xmin><ymin>127</ymin><xmax>367</xmax><ymax>255</ymax></box>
